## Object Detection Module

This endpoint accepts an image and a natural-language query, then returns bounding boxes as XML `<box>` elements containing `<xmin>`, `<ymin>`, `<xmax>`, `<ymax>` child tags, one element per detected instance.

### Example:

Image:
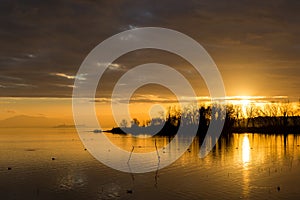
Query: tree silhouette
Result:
<box><xmin>107</xmin><ymin>100</ymin><xmax>300</xmax><ymax>136</ymax></box>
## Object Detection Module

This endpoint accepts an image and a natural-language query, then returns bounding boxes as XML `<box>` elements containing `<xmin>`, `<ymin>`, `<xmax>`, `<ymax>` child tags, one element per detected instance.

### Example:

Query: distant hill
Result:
<box><xmin>0</xmin><ymin>115</ymin><xmax>73</xmax><ymax>128</ymax></box>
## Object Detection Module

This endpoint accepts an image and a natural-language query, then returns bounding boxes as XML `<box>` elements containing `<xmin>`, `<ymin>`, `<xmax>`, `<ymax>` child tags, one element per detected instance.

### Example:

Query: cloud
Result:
<box><xmin>14</xmin><ymin>83</ymin><xmax>35</xmax><ymax>88</ymax></box>
<box><xmin>50</xmin><ymin>73</ymin><xmax>87</xmax><ymax>80</ymax></box>
<box><xmin>52</xmin><ymin>73</ymin><xmax>75</xmax><ymax>79</ymax></box>
<box><xmin>53</xmin><ymin>83</ymin><xmax>75</xmax><ymax>88</ymax></box>
<box><xmin>0</xmin><ymin>0</ymin><xmax>299</xmax><ymax>97</ymax></box>
<box><xmin>0</xmin><ymin>75</ymin><xmax>23</xmax><ymax>81</ymax></box>
<box><xmin>89</xmin><ymin>98</ymin><xmax>111</xmax><ymax>103</ymax></box>
<box><xmin>0</xmin><ymin>82</ymin><xmax>35</xmax><ymax>89</ymax></box>
<box><xmin>96</xmin><ymin>62</ymin><xmax>126</xmax><ymax>71</ymax></box>
<box><xmin>108</xmin><ymin>63</ymin><xmax>124</xmax><ymax>71</ymax></box>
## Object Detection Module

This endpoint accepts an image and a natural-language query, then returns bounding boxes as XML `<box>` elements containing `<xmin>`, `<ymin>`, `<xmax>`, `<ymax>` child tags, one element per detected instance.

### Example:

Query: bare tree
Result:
<box><xmin>260</xmin><ymin>103</ymin><xmax>280</xmax><ymax>126</ymax></box>
<box><xmin>119</xmin><ymin>119</ymin><xmax>128</xmax><ymax>128</ymax></box>
<box><xmin>246</xmin><ymin>103</ymin><xmax>257</xmax><ymax>128</ymax></box>
<box><xmin>131</xmin><ymin>118</ymin><xmax>140</xmax><ymax>127</ymax></box>
<box><xmin>233</xmin><ymin>104</ymin><xmax>243</xmax><ymax>128</ymax></box>
<box><xmin>290</xmin><ymin>99</ymin><xmax>300</xmax><ymax>126</ymax></box>
<box><xmin>279</xmin><ymin>100</ymin><xmax>291</xmax><ymax>127</ymax></box>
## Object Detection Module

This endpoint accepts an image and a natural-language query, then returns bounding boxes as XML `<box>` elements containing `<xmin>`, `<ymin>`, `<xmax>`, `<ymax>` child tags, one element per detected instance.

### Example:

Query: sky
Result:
<box><xmin>0</xmin><ymin>0</ymin><xmax>300</xmax><ymax>124</ymax></box>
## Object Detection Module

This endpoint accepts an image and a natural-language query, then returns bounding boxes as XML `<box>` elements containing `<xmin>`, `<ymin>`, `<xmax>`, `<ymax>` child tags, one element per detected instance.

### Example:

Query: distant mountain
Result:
<box><xmin>0</xmin><ymin>115</ymin><xmax>73</xmax><ymax>128</ymax></box>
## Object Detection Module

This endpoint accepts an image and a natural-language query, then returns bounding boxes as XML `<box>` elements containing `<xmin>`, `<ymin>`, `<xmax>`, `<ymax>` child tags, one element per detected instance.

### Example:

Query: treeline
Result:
<box><xmin>109</xmin><ymin>101</ymin><xmax>300</xmax><ymax>136</ymax></box>
<box><xmin>230</xmin><ymin>102</ymin><xmax>300</xmax><ymax>134</ymax></box>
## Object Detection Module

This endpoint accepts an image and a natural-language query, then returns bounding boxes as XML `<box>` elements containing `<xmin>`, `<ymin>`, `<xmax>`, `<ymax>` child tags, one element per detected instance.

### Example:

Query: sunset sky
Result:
<box><xmin>0</xmin><ymin>0</ymin><xmax>299</xmax><ymax>125</ymax></box>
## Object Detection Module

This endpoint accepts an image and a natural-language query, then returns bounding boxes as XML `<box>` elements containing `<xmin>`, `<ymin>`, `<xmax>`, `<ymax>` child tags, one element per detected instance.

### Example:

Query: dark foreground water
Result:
<box><xmin>0</xmin><ymin>128</ymin><xmax>300</xmax><ymax>200</ymax></box>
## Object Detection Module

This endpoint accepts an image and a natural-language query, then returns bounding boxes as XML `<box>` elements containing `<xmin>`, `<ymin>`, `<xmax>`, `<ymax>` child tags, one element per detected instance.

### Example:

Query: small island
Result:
<box><xmin>104</xmin><ymin>103</ymin><xmax>300</xmax><ymax>137</ymax></box>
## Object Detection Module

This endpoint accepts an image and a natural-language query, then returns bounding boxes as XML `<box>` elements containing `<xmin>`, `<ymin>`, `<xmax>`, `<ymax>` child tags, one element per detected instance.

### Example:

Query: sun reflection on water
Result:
<box><xmin>241</xmin><ymin>134</ymin><xmax>251</xmax><ymax>198</ymax></box>
<box><xmin>242</xmin><ymin>135</ymin><xmax>251</xmax><ymax>165</ymax></box>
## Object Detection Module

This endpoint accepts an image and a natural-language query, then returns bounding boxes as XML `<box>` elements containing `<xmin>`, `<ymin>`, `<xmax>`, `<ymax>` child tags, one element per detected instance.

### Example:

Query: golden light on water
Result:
<box><xmin>242</xmin><ymin>135</ymin><xmax>251</xmax><ymax>164</ymax></box>
<box><xmin>241</xmin><ymin>135</ymin><xmax>251</xmax><ymax>198</ymax></box>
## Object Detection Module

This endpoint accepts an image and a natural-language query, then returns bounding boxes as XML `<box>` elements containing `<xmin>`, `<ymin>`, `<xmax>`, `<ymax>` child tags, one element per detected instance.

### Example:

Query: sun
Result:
<box><xmin>240</xmin><ymin>99</ymin><xmax>251</xmax><ymax>107</ymax></box>
<box><xmin>240</xmin><ymin>98</ymin><xmax>251</xmax><ymax>117</ymax></box>
<box><xmin>240</xmin><ymin>99</ymin><xmax>250</xmax><ymax>105</ymax></box>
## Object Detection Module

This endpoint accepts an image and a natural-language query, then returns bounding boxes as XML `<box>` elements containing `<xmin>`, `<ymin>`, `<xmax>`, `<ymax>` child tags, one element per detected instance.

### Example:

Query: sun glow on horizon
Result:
<box><xmin>0</xmin><ymin>95</ymin><xmax>297</xmax><ymax>128</ymax></box>
<box><xmin>240</xmin><ymin>99</ymin><xmax>251</xmax><ymax>116</ymax></box>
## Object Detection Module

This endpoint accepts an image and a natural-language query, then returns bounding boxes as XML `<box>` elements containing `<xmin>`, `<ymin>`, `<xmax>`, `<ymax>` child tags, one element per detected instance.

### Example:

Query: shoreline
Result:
<box><xmin>104</xmin><ymin>125</ymin><xmax>300</xmax><ymax>136</ymax></box>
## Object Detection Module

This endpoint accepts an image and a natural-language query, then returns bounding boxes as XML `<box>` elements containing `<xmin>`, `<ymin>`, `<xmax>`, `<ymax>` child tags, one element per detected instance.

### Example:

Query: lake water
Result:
<box><xmin>0</xmin><ymin>128</ymin><xmax>300</xmax><ymax>200</ymax></box>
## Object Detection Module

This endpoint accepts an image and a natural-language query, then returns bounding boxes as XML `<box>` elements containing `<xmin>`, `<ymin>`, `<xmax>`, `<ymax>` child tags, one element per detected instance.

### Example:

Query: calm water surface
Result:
<box><xmin>0</xmin><ymin>128</ymin><xmax>300</xmax><ymax>200</ymax></box>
